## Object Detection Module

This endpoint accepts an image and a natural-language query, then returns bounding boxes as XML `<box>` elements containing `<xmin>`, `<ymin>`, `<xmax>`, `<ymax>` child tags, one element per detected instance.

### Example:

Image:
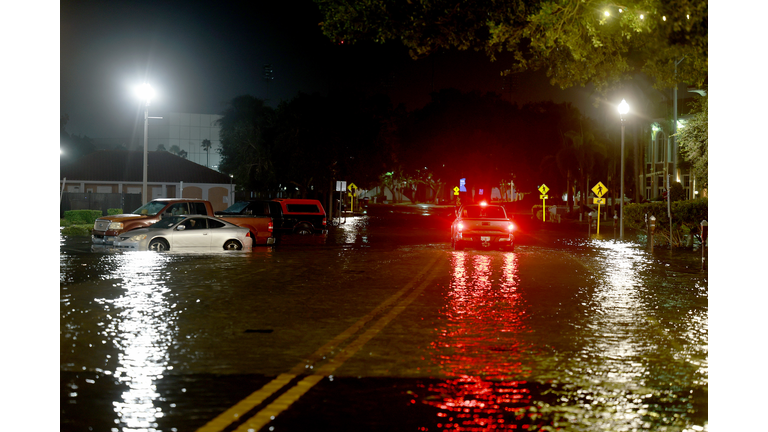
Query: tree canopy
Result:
<box><xmin>676</xmin><ymin>95</ymin><xmax>707</xmax><ymax>189</ymax></box>
<box><xmin>315</xmin><ymin>0</ymin><xmax>707</xmax><ymax>93</ymax></box>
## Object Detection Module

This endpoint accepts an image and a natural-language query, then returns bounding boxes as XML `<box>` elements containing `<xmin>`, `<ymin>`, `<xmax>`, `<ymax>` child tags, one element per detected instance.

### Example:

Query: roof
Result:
<box><xmin>60</xmin><ymin>150</ymin><xmax>231</xmax><ymax>184</ymax></box>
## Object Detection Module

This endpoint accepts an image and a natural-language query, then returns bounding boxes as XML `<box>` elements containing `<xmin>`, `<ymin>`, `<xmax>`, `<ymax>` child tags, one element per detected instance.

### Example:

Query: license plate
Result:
<box><xmin>481</xmin><ymin>236</ymin><xmax>490</xmax><ymax>241</ymax></box>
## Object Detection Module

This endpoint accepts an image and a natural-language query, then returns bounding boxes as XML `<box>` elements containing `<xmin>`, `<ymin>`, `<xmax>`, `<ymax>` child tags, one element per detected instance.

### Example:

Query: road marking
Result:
<box><xmin>196</xmin><ymin>252</ymin><xmax>444</xmax><ymax>432</ymax></box>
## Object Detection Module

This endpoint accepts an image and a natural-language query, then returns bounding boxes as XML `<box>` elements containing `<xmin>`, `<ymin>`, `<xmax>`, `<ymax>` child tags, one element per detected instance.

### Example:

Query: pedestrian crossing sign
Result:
<box><xmin>592</xmin><ymin>182</ymin><xmax>607</xmax><ymax>198</ymax></box>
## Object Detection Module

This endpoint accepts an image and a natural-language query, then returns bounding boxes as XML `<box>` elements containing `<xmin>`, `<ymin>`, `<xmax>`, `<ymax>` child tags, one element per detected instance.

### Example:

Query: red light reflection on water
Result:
<box><xmin>420</xmin><ymin>252</ymin><xmax>544</xmax><ymax>431</ymax></box>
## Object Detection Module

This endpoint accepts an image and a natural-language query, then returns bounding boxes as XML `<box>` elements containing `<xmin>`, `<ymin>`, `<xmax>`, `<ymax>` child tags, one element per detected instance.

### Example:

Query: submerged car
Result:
<box><xmin>450</xmin><ymin>201</ymin><xmax>515</xmax><ymax>251</ymax></box>
<box><xmin>113</xmin><ymin>215</ymin><xmax>252</xmax><ymax>251</ymax></box>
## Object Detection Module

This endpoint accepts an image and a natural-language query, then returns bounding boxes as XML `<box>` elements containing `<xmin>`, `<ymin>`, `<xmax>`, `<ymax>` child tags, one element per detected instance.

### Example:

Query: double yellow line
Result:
<box><xmin>196</xmin><ymin>252</ymin><xmax>444</xmax><ymax>432</ymax></box>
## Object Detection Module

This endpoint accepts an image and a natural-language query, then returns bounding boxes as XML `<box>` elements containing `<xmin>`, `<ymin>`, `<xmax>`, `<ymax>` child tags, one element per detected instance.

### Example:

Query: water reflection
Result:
<box><xmin>421</xmin><ymin>251</ymin><xmax>535</xmax><ymax>429</ymax></box>
<box><xmin>96</xmin><ymin>251</ymin><xmax>175</xmax><ymax>432</ymax></box>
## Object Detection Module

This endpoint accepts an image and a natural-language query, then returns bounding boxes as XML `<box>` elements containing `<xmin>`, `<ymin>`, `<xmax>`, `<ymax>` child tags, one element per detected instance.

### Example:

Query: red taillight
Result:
<box><xmin>508</xmin><ymin>223</ymin><xmax>515</xmax><ymax>232</ymax></box>
<box><xmin>480</xmin><ymin>201</ymin><xmax>488</xmax><ymax>207</ymax></box>
<box><xmin>268</xmin><ymin>221</ymin><xmax>273</xmax><ymax>232</ymax></box>
<box><xmin>246</xmin><ymin>231</ymin><xmax>251</xmax><ymax>237</ymax></box>
<box><xmin>322</xmin><ymin>217</ymin><xmax>326</xmax><ymax>226</ymax></box>
<box><xmin>457</xmin><ymin>222</ymin><xmax>464</xmax><ymax>231</ymax></box>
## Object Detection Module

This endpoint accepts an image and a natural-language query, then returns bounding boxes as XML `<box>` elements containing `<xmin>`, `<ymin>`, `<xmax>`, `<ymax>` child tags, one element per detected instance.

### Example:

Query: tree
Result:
<box><xmin>216</xmin><ymin>95</ymin><xmax>276</xmax><ymax>191</ymax></box>
<box><xmin>676</xmin><ymin>95</ymin><xmax>707</xmax><ymax>189</ymax></box>
<box><xmin>315</xmin><ymin>0</ymin><xmax>707</xmax><ymax>93</ymax></box>
<box><xmin>60</xmin><ymin>114</ymin><xmax>96</xmax><ymax>163</ymax></box>
<box><xmin>157</xmin><ymin>144</ymin><xmax>167</xmax><ymax>152</ymax></box>
<box><xmin>201</xmin><ymin>139</ymin><xmax>212</xmax><ymax>167</ymax></box>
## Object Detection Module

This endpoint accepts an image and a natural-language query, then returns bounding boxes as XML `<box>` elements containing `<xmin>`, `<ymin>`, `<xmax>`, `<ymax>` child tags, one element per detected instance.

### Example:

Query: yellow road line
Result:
<box><xmin>196</xmin><ymin>251</ymin><xmax>443</xmax><ymax>432</ymax></box>
<box><xmin>233</xmin><ymin>258</ymin><xmax>445</xmax><ymax>432</ymax></box>
<box><xmin>195</xmin><ymin>373</ymin><xmax>296</xmax><ymax>432</ymax></box>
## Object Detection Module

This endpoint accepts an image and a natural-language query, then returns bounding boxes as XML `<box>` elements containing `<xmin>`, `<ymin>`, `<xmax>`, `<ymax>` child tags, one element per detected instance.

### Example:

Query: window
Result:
<box><xmin>166</xmin><ymin>203</ymin><xmax>189</xmax><ymax>216</ymax></box>
<box><xmin>190</xmin><ymin>202</ymin><xmax>208</xmax><ymax>215</ymax></box>
<box><xmin>285</xmin><ymin>204</ymin><xmax>320</xmax><ymax>213</ymax></box>
<box><xmin>208</xmin><ymin>219</ymin><xmax>226</xmax><ymax>229</ymax></box>
<box><xmin>181</xmin><ymin>218</ymin><xmax>207</xmax><ymax>230</ymax></box>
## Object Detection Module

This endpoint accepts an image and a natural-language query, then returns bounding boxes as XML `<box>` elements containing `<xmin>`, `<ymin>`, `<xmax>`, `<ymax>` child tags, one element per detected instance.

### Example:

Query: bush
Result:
<box><xmin>108</xmin><ymin>208</ymin><xmax>123</xmax><ymax>215</ymax></box>
<box><xmin>63</xmin><ymin>209</ymin><xmax>102</xmax><ymax>225</ymax></box>
<box><xmin>624</xmin><ymin>198</ymin><xmax>708</xmax><ymax>247</ymax></box>
<box><xmin>60</xmin><ymin>225</ymin><xmax>92</xmax><ymax>236</ymax></box>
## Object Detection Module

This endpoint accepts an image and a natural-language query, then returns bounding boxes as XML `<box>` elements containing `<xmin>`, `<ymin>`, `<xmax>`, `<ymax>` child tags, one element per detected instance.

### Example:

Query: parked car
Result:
<box><xmin>271</xmin><ymin>198</ymin><xmax>327</xmax><ymax>235</ymax></box>
<box><xmin>113</xmin><ymin>215</ymin><xmax>252</xmax><ymax>251</ymax></box>
<box><xmin>450</xmin><ymin>201</ymin><xmax>515</xmax><ymax>251</ymax></box>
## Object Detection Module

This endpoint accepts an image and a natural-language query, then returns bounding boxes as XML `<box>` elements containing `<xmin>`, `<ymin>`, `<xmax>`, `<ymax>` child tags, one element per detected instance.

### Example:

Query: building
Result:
<box><xmin>60</xmin><ymin>150</ymin><xmax>234</xmax><ymax>212</ymax></box>
<box><xmin>94</xmin><ymin>112</ymin><xmax>224</xmax><ymax>171</ymax></box>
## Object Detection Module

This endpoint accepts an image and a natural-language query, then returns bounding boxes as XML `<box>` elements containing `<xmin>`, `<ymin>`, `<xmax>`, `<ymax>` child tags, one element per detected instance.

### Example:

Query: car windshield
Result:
<box><xmin>150</xmin><ymin>216</ymin><xmax>186</xmax><ymax>229</ymax></box>
<box><xmin>132</xmin><ymin>201</ymin><xmax>169</xmax><ymax>216</ymax></box>
<box><xmin>222</xmin><ymin>201</ymin><xmax>250</xmax><ymax>214</ymax></box>
<box><xmin>464</xmin><ymin>206</ymin><xmax>506</xmax><ymax>219</ymax></box>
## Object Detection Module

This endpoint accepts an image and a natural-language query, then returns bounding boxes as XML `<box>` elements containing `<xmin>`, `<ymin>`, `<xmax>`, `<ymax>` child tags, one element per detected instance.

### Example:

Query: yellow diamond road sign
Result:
<box><xmin>592</xmin><ymin>182</ymin><xmax>607</xmax><ymax>198</ymax></box>
<box><xmin>538</xmin><ymin>184</ymin><xmax>549</xmax><ymax>195</ymax></box>
<box><xmin>453</xmin><ymin>186</ymin><xmax>460</xmax><ymax>195</ymax></box>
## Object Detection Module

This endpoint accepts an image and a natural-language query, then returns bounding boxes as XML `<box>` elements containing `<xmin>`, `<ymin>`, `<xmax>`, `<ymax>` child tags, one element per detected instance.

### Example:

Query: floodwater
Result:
<box><xmin>60</xmin><ymin>205</ymin><xmax>708</xmax><ymax>432</ymax></box>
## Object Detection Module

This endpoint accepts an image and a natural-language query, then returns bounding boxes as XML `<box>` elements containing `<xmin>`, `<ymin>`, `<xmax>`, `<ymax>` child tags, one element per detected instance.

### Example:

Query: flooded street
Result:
<box><xmin>60</xmin><ymin>205</ymin><xmax>708</xmax><ymax>431</ymax></box>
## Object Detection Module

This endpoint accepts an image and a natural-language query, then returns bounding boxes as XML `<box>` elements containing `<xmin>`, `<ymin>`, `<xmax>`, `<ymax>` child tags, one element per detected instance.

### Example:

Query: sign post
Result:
<box><xmin>538</xmin><ymin>184</ymin><xmax>549</xmax><ymax>222</ymax></box>
<box><xmin>591</xmin><ymin>182</ymin><xmax>607</xmax><ymax>235</ymax></box>
<box><xmin>336</xmin><ymin>180</ymin><xmax>347</xmax><ymax>220</ymax></box>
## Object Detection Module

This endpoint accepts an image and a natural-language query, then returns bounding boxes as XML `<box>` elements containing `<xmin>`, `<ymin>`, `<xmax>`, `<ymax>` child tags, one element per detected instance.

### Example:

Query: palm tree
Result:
<box><xmin>201</xmin><ymin>139</ymin><xmax>212</xmax><ymax>167</ymax></box>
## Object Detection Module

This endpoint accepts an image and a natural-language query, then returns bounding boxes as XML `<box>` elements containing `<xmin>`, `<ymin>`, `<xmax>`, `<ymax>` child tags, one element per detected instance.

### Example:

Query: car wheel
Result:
<box><xmin>223</xmin><ymin>240</ymin><xmax>242</xmax><ymax>250</ymax></box>
<box><xmin>148</xmin><ymin>238</ymin><xmax>169</xmax><ymax>252</ymax></box>
<box><xmin>294</xmin><ymin>224</ymin><xmax>313</xmax><ymax>235</ymax></box>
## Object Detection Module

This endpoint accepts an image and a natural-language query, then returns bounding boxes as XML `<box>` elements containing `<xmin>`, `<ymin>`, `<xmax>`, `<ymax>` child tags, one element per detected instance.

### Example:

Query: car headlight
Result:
<box><xmin>127</xmin><ymin>234</ymin><xmax>147</xmax><ymax>242</ymax></box>
<box><xmin>109</xmin><ymin>222</ymin><xmax>124</xmax><ymax>230</ymax></box>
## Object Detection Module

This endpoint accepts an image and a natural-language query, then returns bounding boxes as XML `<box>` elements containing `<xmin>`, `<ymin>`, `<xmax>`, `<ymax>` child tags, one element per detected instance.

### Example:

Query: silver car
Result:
<box><xmin>113</xmin><ymin>215</ymin><xmax>253</xmax><ymax>251</ymax></box>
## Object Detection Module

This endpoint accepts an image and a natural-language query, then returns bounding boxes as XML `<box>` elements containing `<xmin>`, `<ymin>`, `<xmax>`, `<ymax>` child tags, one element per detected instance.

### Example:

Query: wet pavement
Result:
<box><xmin>59</xmin><ymin>204</ymin><xmax>708</xmax><ymax>431</ymax></box>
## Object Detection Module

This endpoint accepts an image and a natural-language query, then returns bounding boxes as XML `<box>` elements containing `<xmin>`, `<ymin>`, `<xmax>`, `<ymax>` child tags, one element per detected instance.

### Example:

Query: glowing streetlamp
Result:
<box><xmin>618</xmin><ymin>99</ymin><xmax>629</xmax><ymax>240</ymax></box>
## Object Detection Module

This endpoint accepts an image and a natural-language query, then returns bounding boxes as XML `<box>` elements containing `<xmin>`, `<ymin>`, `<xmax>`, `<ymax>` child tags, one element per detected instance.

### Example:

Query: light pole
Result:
<box><xmin>618</xmin><ymin>99</ymin><xmax>629</xmax><ymax>240</ymax></box>
<box><xmin>230</xmin><ymin>174</ymin><xmax>234</xmax><ymax>205</ymax></box>
<box><xmin>136</xmin><ymin>83</ymin><xmax>155</xmax><ymax>205</ymax></box>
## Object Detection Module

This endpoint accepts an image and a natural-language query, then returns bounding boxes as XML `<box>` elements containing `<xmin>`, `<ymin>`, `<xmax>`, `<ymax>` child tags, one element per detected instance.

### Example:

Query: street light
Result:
<box><xmin>136</xmin><ymin>83</ymin><xmax>155</xmax><ymax>205</ymax></box>
<box><xmin>618</xmin><ymin>99</ymin><xmax>629</xmax><ymax>240</ymax></box>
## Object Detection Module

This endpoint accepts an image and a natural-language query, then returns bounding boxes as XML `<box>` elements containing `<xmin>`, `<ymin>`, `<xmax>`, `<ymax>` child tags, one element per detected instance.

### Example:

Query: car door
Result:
<box><xmin>171</xmin><ymin>217</ymin><xmax>212</xmax><ymax>248</ymax></box>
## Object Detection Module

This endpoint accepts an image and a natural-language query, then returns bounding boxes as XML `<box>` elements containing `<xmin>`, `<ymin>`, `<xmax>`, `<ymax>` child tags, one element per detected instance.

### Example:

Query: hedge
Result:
<box><xmin>63</xmin><ymin>209</ymin><xmax>103</xmax><ymax>225</ymax></box>
<box><xmin>107</xmin><ymin>208</ymin><xmax>123</xmax><ymax>215</ymax></box>
<box><xmin>623</xmin><ymin>198</ymin><xmax>708</xmax><ymax>247</ymax></box>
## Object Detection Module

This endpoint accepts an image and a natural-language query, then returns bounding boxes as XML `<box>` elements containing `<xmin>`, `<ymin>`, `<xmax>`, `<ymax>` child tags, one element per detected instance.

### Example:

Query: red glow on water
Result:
<box><xmin>420</xmin><ymin>252</ymin><xmax>543</xmax><ymax>430</ymax></box>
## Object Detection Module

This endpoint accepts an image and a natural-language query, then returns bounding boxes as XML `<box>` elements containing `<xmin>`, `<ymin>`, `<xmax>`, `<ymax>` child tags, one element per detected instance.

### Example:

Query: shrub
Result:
<box><xmin>60</xmin><ymin>225</ymin><xmax>92</xmax><ymax>236</ymax></box>
<box><xmin>624</xmin><ymin>198</ymin><xmax>708</xmax><ymax>247</ymax></box>
<box><xmin>63</xmin><ymin>209</ymin><xmax>103</xmax><ymax>225</ymax></box>
<box><xmin>107</xmin><ymin>208</ymin><xmax>123</xmax><ymax>215</ymax></box>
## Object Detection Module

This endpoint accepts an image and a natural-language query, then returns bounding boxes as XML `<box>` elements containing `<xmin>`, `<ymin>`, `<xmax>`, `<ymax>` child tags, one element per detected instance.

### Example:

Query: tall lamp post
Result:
<box><xmin>136</xmin><ymin>83</ymin><xmax>155</xmax><ymax>205</ymax></box>
<box><xmin>618</xmin><ymin>99</ymin><xmax>629</xmax><ymax>240</ymax></box>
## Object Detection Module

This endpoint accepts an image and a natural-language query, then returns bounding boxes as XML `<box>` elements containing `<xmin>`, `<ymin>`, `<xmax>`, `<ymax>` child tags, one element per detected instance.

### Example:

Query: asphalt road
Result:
<box><xmin>60</xmin><ymin>205</ymin><xmax>708</xmax><ymax>431</ymax></box>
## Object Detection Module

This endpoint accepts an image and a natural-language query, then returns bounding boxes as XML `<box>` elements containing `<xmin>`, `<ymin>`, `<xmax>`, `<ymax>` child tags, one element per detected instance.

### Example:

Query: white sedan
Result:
<box><xmin>113</xmin><ymin>215</ymin><xmax>252</xmax><ymax>251</ymax></box>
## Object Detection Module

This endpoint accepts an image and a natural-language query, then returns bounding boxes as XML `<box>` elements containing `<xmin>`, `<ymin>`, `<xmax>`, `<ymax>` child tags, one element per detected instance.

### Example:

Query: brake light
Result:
<box><xmin>480</xmin><ymin>201</ymin><xmax>488</xmax><ymax>207</ymax></box>
<box><xmin>322</xmin><ymin>217</ymin><xmax>326</xmax><ymax>226</ymax></box>
<box><xmin>457</xmin><ymin>222</ymin><xmax>464</xmax><ymax>231</ymax></box>
<box><xmin>246</xmin><ymin>231</ymin><xmax>251</xmax><ymax>237</ymax></box>
<box><xmin>268</xmin><ymin>220</ymin><xmax>273</xmax><ymax>232</ymax></box>
<box><xmin>508</xmin><ymin>223</ymin><xmax>515</xmax><ymax>232</ymax></box>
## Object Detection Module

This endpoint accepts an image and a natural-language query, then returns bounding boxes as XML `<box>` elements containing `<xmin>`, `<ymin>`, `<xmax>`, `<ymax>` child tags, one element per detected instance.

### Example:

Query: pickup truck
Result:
<box><xmin>92</xmin><ymin>198</ymin><xmax>275</xmax><ymax>246</ymax></box>
<box><xmin>216</xmin><ymin>198</ymin><xmax>327</xmax><ymax>236</ymax></box>
<box><xmin>450</xmin><ymin>202</ymin><xmax>515</xmax><ymax>251</ymax></box>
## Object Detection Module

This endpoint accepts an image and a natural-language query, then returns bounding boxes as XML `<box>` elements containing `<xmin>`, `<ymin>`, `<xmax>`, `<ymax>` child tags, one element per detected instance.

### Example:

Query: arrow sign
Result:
<box><xmin>538</xmin><ymin>184</ymin><xmax>549</xmax><ymax>195</ymax></box>
<box><xmin>593</xmin><ymin>198</ymin><xmax>606</xmax><ymax>204</ymax></box>
<box><xmin>592</xmin><ymin>182</ymin><xmax>607</xmax><ymax>198</ymax></box>
<box><xmin>540</xmin><ymin>194</ymin><xmax>548</xmax><ymax>199</ymax></box>
<box><xmin>347</xmin><ymin>182</ymin><xmax>358</xmax><ymax>192</ymax></box>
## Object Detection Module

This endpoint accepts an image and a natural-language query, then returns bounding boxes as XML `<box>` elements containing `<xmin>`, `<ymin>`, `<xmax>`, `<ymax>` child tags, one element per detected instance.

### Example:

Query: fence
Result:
<box><xmin>60</xmin><ymin>193</ymin><xmax>143</xmax><ymax>218</ymax></box>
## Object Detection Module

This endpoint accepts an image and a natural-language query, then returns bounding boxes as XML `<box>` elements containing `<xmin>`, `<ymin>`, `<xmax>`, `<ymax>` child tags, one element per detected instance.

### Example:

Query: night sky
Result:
<box><xmin>60</xmin><ymin>0</ymin><xmax>604</xmax><ymax>141</ymax></box>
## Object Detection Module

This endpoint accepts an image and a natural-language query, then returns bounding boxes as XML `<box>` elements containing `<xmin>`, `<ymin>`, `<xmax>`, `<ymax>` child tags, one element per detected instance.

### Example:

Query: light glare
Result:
<box><xmin>618</xmin><ymin>99</ymin><xmax>630</xmax><ymax>115</ymax></box>
<box><xmin>604</xmin><ymin>11</ymin><xmax>610</xmax><ymax>17</ymax></box>
<box><xmin>135</xmin><ymin>83</ymin><xmax>155</xmax><ymax>102</ymax></box>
